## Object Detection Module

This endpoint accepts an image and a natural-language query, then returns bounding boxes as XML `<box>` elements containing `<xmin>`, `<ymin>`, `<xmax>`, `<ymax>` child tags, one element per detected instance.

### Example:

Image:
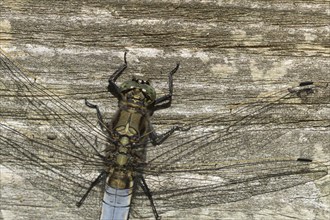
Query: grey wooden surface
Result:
<box><xmin>1</xmin><ymin>0</ymin><xmax>329</xmax><ymax>220</ymax></box>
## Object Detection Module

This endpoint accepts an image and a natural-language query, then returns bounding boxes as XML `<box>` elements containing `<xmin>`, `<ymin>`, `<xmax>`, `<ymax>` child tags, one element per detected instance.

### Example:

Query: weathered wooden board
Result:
<box><xmin>1</xmin><ymin>0</ymin><xmax>329</xmax><ymax>220</ymax></box>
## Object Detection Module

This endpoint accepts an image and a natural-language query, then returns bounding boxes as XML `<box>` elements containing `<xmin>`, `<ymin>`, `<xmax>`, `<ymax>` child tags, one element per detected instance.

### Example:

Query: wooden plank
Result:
<box><xmin>1</xmin><ymin>0</ymin><xmax>329</xmax><ymax>219</ymax></box>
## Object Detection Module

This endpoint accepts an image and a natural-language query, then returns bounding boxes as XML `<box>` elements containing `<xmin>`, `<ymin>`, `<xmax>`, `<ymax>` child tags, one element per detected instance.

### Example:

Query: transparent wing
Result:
<box><xmin>1</xmin><ymin>49</ymin><xmax>328</xmax><ymax>220</ymax></box>
<box><xmin>138</xmin><ymin>81</ymin><xmax>329</xmax><ymax>218</ymax></box>
<box><xmin>0</xmin><ymin>50</ymin><xmax>107</xmax><ymax>219</ymax></box>
<box><xmin>141</xmin><ymin>159</ymin><xmax>327</xmax><ymax>217</ymax></box>
<box><xmin>146</xmin><ymin>81</ymin><xmax>329</xmax><ymax>165</ymax></box>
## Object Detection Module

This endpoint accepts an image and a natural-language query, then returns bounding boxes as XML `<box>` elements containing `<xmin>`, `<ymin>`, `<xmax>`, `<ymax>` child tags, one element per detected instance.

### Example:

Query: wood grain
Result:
<box><xmin>1</xmin><ymin>0</ymin><xmax>329</xmax><ymax>220</ymax></box>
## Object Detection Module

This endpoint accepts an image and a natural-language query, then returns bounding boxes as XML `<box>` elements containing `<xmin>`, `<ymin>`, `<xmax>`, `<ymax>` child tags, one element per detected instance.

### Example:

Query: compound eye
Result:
<box><xmin>141</xmin><ymin>88</ymin><xmax>152</xmax><ymax>100</ymax></box>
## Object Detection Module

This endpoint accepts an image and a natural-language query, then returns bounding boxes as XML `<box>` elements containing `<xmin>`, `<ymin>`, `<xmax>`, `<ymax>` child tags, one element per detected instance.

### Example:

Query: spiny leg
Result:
<box><xmin>84</xmin><ymin>100</ymin><xmax>117</xmax><ymax>154</ymax></box>
<box><xmin>108</xmin><ymin>52</ymin><xmax>128</xmax><ymax>99</ymax></box>
<box><xmin>149</xmin><ymin>124</ymin><xmax>189</xmax><ymax>146</ymax></box>
<box><xmin>152</xmin><ymin>63</ymin><xmax>180</xmax><ymax>112</ymax></box>
<box><xmin>76</xmin><ymin>170</ymin><xmax>108</xmax><ymax>207</ymax></box>
<box><xmin>85</xmin><ymin>99</ymin><xmax>106</xmax><ymax>131</ymax></box>
<box><xmin>137</xmin><ymin>176</ymin><xmax>160</xmax><ymax>220</ymax></box>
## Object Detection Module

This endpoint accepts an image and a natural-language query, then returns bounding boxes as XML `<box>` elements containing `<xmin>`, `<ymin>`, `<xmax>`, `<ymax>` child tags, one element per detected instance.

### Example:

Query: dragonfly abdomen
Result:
<box><xmin>100</xmin><ymin>185</ymin><xmax>132</xmax><ymax>220</ymax></box>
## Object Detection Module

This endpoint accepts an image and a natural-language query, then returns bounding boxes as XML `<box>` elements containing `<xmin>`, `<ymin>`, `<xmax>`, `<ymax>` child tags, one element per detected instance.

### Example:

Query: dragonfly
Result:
<box><xmin>0</xmin><ymin>48</ymin><xmax>328</xmax><ymax>220</ymax></box>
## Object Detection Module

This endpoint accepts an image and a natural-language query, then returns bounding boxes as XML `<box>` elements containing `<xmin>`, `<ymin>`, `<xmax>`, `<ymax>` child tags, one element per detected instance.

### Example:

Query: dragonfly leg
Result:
<box><xmin>85</xmin><ymin>99</ymin><xmax>106</xmax><ymax>131</ymax></box>
<box><xmin>137</xmin><ymin>176</ymin><xmax>160</xmax><ymax>220</ymax></box>
<box><xmin>152</xmin><ymin>63</ymin><xmax>179</xmax><ymax>112</ymax></box>
<box><xmin>149</xmin><ymin>124</ymin><xmax>185</xmax><ymax>146</ymax></box>
<box><xmin>108</xmin><ymin>52</ymin><xmax>128</xmax><ymax>99</ymax></box>
<box><xmin>76</xmin><ymin>170</ymin><xmax>108</xmax><ymax>207</ymax></box>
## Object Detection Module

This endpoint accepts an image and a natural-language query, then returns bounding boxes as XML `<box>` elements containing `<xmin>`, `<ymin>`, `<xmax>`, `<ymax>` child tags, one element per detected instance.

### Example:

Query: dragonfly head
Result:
<box><xmin>120</xmin><ymin>78</ymin><xmax>156</xmax><ymax>105</ymax></box>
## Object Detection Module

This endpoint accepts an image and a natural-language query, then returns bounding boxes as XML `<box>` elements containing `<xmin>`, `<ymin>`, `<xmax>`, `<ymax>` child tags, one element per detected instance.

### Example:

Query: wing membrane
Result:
<box><xmin>130</xmin><ymin>159</ymin><xmax>327</xmax><ymax>218</ymax></box>
<box><xmin>1</xmin><ymin>49</ymin><xmax>328</xmax><ymax>219</ymax></box>
<box><xmin>0</xmin><ymin>50</ymin><xmax>107</xmax><ymax>219</ymax></box>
